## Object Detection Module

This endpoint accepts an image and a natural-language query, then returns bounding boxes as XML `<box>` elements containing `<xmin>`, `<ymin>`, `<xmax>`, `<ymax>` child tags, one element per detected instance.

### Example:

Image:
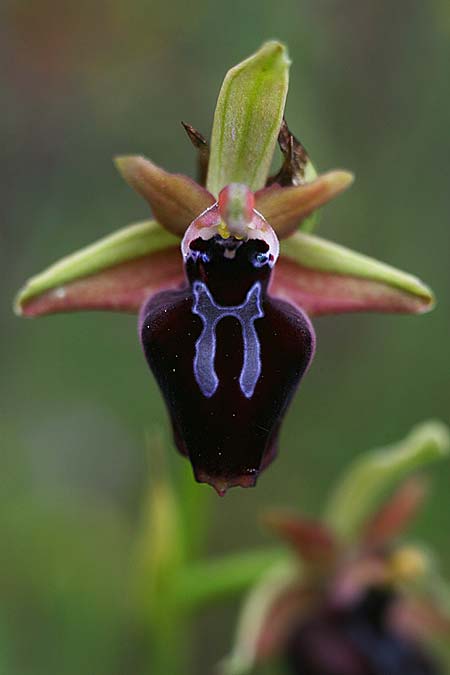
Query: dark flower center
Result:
<box><xmin>186</xmin><ymin>235</ymin><xmax>273</xmax><ymax>305</ymax></box>
<box><xmin>285</xmin><ymin>588</ymin><xmax>440</xmax><ymax>675</ymax></box>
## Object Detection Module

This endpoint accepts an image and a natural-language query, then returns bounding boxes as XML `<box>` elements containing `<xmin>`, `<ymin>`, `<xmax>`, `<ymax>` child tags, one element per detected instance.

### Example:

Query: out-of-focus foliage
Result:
<box><xmin>1</xmin><ymin>1</ymin><xmax>449</xmax><ymax>673</ymax></box>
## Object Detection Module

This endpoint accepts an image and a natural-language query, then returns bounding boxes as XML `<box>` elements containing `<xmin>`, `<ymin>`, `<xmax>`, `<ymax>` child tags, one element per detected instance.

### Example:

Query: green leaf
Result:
<box><xmin>15</xmin><ymin>220</ymin><xmax>178</xmax><ymax>315</ymax></box>
<box><xmin>207</xmin><ymin>41</ymin><xmax>290</xmax><ymax>197</ymax></box>
<box><xmin>324</xmin><ymin>421</ymin><xmax>450</xmax><ymax>540</ymax></box>
<box><xmin>174</xmin><ymin>548</ymin><xmax>287</xmax><ymax>612</ymax></box>
<box><xmin>277</xmin><ymin>231</ymin><xmax>435</xmax><ymax>314</ymax></box>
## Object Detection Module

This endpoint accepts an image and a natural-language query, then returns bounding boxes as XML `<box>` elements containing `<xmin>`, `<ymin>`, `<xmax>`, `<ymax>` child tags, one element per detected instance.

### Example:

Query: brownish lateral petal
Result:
<box><xmin>363</xmin><ymin>477</ymin><xmax>428</xmax><ymax>548</ymax></box>
<box><xmin>264</xmin><ymin>511</ymin><xmax>337</xmax><ymax>565</ymax></box>
<box><xmin>255</xmin><ymin>170</ymin><xmax>354</xmax><ymax>238</ymax></box>
<box><xmin>271</xmin><ymin>256</ymin><xmax>432</xmax><ymax>316</ymax></box>
<box><xmin>255</xmin><ymin>585</ymin><xmax>316</xmax><ymax>661</ymax></box>
<box><xmin>21</xmin><ymin>247</ymin><xmax>184</xmax><ymax>316</ymax></box>
<box><xmin>115</xmin><ymin>155</ymin><xmax>215</xmax><ymax>236</ymax></box>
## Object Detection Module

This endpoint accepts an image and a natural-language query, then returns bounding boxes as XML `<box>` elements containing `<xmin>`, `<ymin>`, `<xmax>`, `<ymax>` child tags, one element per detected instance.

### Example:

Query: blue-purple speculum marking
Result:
<box><xmin>192</xmin><ymin>280</ymin><xmax>264</xmax><ymax>398</ymax></box>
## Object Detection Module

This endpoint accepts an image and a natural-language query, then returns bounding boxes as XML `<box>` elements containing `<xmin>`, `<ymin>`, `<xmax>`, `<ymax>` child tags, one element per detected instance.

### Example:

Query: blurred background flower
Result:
<box><xmin>1</xmin><ymin>1</ymin><xmax>450</xmax><ymax>673</ymax></box>
<box><xmin>223</xmin><ymin>422</ymin><xmax>450</xmax><ymax>675</ymax></box>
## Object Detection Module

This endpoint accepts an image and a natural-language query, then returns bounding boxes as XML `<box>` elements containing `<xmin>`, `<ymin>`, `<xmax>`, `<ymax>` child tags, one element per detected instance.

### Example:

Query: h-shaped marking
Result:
<box><xmin>192</xmin><ymin>281</ymin><xmax>264</xmax><ymax>398</ymax></box>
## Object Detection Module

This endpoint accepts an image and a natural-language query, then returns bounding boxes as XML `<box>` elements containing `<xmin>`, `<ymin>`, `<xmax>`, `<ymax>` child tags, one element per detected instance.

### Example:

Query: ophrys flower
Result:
<box><xmin>15</xmin><ymin>42</ymin><xmax>434</xmax><ymax>493</ymax></box>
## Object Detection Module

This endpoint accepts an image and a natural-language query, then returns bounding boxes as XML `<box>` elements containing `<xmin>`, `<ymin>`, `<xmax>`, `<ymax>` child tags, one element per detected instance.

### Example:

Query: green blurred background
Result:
<box><xmin>1</xmin><ymin>1</ymin><xmax>450</xmax><ymax>673</ymax></box>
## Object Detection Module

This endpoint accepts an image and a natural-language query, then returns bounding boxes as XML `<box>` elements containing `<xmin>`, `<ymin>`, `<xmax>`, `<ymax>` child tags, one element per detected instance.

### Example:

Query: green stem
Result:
<box><xmin>178</xmin><ymin>460</ymin><xmax>214</xmax><ymax>559</ymax></box>
<box><xmin>148</xmin><ymin>614</ymin><xmax>189</xmax><ymax>675</ymax></box>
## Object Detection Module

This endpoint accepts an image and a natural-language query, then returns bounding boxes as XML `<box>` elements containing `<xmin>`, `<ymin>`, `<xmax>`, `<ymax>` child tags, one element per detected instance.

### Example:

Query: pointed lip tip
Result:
<box><xmin>195</xmin><ymin>470</ymin><xmax>259</xmax><ymax>495</ymax></box>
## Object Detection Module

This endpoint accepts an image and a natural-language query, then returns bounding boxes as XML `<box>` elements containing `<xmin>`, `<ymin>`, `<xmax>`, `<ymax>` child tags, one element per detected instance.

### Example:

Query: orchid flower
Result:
<box><xmin>15</xmin><ymin>42</ymin><xmax>434</xmax><ymax>494</ymax></box>
<box><xmin>223</xmin><ymin>422</ymin><xmax>450</xmax><ymax>675</ymax></box>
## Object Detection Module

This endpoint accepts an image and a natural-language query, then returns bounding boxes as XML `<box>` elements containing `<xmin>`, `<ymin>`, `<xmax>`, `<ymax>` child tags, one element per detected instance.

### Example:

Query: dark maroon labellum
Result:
<box><xmin>140</xmin><ymin>234</ymin><xmax>315</xmax><ymax>494</ymax></box>
<box><xmin>285</xmin><ymin>589</ymin><xmax>440</xmax><ymax>675</ymax></box>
